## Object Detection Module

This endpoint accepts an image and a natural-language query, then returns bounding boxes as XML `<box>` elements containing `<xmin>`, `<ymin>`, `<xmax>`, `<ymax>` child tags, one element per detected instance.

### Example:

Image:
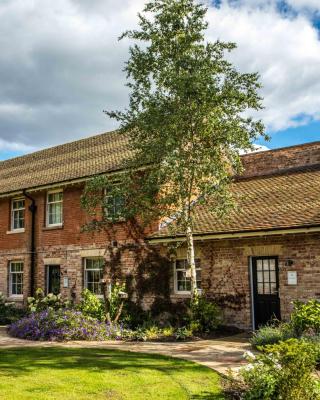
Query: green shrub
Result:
<box><xmin>301</xmin><ymin>334</ymin><xmax>320</xmax><ymax>365</ymax></box>
<box><xmin>251</xmin><ymin>322</ymin><xmax>294</xmax><ymax>347</ymax></box>
<box><xmin>0</xmin><ymin>292</ymin><xmax>26</xmax><ymax>324</ymax></box>
<box><xmin>77</xmin><ymin>289</ymin><xmax>105</xmax><ymax>321</ymax></box>
<box><xmin>28</xmin><ymin>288</ymin><xmax>70</xmax><ymax>313</ymax></box>
<box><xmin>236</xmin><ymin>339</ymin><xmax>320</xmax><ymax>400</ymax></box>
<box><xmin>290</xmin><ymin>299</ymin><xmax>320</xmax><ymax>336</ymax></box>
<box><xmin>190</xmin><ymin>296</ymin><xmax>221</xmax><ymax>333</ymax></box>
<box><xmin>175</xmin><ymin>326</ymin><xmax>193</xmax><ymax>341</ymax></box>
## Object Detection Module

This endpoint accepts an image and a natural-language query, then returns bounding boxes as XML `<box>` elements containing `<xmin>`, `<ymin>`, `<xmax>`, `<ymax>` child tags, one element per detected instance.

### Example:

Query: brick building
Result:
<box><xmin>0</xmin><ymin>131</ymin><xmax>320</xmax><ymax>330</ymax></box>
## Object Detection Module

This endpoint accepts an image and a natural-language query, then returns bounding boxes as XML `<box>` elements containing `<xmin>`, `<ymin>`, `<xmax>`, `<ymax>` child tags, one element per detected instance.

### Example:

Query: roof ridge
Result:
<box><xmin>236</xmin><ymin>163</ymin><xmax>320</xmax><ymax>182</ymax></box>
<box><xmin>241</xmin><ymin>139</ymin><xmax>320</xmax><ymax>158</ymax></box>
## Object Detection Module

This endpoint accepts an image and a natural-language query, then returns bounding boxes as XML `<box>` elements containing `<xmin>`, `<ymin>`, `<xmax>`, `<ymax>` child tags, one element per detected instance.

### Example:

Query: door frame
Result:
<box><xmin>249</xmin><ymin>255</ymin><xmax>280</xmax><ymax>330</ymax></box>
<box><xmin>45</xmin><ymin>264</ymin><xmax>61</xmax><ymax>295</ymax></box>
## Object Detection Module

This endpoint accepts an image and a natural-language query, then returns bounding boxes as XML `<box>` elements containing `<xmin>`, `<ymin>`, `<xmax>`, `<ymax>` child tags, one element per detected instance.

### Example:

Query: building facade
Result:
<box><xmin>0</xmin><ymin>131</ymin><xmax>320</xmax><ymax>330</ymax></box>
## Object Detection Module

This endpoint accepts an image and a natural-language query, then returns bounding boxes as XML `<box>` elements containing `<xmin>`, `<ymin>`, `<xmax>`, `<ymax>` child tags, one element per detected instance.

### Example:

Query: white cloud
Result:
<box><xmin>286</xmin><ymin>0</ymin><xmax>320</xmax><ymax>11</ymax></box>
<box><xmin>206</xmin><ymin>1</ymin><xmax>320</xmax><ymax>132</ymax></box>
<box><xmin>0</xmin><ymin>0</ymin><xmax>319</xmax><ymax>155</ymax></box>
<box><xmin>0</xmin><ymin>138</ymin><xmax>35</xmax><ymax>153</ymax></box>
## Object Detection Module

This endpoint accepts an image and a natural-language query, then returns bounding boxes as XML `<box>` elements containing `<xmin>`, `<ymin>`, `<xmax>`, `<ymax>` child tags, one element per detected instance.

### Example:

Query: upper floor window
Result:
<box><xmin>174</xmin><ymin>258</ymin><xmax>201</xmax><ymax>294</ymax></box>
<box><xmin>84</xmin><ymin>257</ymin><xmax>104</xmax><ymax>296</ymax></box>
<box><xmin>105</xmin><ymin>194</ymin><xmax>125</xmax><ymax>220</ymax></box>
<box><xmin>11</xmin><ymin>198</ymin><xmax>25</xmax><ymax>231</ymax></box>
<box><xmin>9</xmin><ymin>261</ymin><xmax>24</xmax><ymax>297</ymax></box>
<box><xmin>46</xmin><ymin>190</ymin><xmax>63</xmax><ymax>227</ymax></box>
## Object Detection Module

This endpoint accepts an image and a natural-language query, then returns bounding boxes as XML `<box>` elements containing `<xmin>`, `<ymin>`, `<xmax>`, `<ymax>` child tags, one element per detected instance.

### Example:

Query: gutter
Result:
<box><xmin>148</xmin><ymin>225</ymin><xmax>320</xmax><ymax>244</ymax></box>
<box><xmin>23</xmin><ymin>190</ymin><xmax>37</xmax><ymax>297</ymax></box>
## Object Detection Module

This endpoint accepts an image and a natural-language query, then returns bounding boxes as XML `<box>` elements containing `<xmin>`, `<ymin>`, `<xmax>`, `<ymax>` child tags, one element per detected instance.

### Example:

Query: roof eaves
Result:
<box><xmin>148</xmin><ymin>224</ymin><xmax>320</xmax><ymax>244</ymax></box>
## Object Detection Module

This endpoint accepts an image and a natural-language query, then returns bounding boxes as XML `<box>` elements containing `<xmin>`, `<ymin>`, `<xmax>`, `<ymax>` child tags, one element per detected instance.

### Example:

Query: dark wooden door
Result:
<box><xmin>252</xmin><ymin>257</ymin><xmax>280</xmax><ymax>329</ymax></box>
<box><xmin>47</xmin><ymin>265</ymin><xmax>60</xmax><ymax>295</ymax></box>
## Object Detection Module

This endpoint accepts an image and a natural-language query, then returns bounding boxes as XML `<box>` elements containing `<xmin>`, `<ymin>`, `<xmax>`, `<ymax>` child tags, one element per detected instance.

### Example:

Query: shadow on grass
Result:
<box><xmin>0</xmin><ymin>347</ymin><xmax>205</xmax><ymax>374</ymax></box>
<box><xmin>0</xmin><ymin>347</ymin><xmax>225</xmax><ymax>399</ymax></box>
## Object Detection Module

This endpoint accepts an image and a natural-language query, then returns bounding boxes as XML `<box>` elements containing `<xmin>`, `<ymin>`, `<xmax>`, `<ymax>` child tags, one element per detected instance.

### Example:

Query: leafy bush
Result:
<box><xmin>28</xmin><ymin>288</ymin><xmax>70</xmax><ymax>313</ymax></box>
<box><xmin>230</xmin><ymin>339</ymin><xmax>320</xmax><ymax>400</ymax></box>
<box><xmin>8</xmin><ymin>309</ymin><xmax>123</xmax><ymax>341</ymax></box>
<box><xmin>0</xmin><ymin>292</ymin><xmax>26</xmax><ymax>324</ymax></box>
<box><xmin>250</xmin><ymin>322</ymin><xmax>294</xmax><ymax>348</ymax></box>
<box><xmin>77</xmin><ymin>289</ymin><xmax>105</xmax><ymax>321</ymax></box>
<box><xmin>174</xmin><ymin>326</ymin><xmax>193</xmax><ymax>341</ymax></box>
<box><xmin>290</xmin><ymin>299</ymin><xmax>320</xmax><ymax>336</ymax></box>
<box><xmin>190</xmin><ymin>296</ymin><xmax>221</xmax><ymax>333</ymax></box>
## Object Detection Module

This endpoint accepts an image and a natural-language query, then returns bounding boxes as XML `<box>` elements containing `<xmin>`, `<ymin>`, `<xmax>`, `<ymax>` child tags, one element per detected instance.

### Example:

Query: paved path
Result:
<box><xmin>0</xmin><ymin>326</ymin><xmax>250</xmax><ymax>374</ymax></box>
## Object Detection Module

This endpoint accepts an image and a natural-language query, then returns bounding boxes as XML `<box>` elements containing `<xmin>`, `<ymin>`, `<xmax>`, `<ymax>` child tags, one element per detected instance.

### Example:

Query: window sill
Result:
<box><xmin>7</xmin><ymin>296</ymin><xmax>23</xmax><ymax>301</ymax></box>
<box><xmin>43</xmin><ymin>225</ymin><xmax>64</xmax><ymax>231</ymax></box>
<box><xmin>173</xmin><ymin>289</ymin><xmax>202</xmax><ymax>296</ymax></box>
<box><xmin>6</xmin><ymin>229</ymin><xmax>25</xmax><ymax>234</ymax></box>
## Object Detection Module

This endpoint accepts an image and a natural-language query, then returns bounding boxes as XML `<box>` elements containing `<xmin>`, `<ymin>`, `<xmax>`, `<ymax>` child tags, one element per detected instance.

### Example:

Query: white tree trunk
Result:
<box><xmin>186</xmin><ymin>223</ymin><xmax>198</xmax><ymax>303</ymax></box>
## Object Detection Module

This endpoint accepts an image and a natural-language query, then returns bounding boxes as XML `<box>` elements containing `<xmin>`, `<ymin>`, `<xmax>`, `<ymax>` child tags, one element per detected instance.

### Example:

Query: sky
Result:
<box><xmin>0</xmin><ymin>0</ymin><xmax>319</xmax><ymax>160</ymax></box>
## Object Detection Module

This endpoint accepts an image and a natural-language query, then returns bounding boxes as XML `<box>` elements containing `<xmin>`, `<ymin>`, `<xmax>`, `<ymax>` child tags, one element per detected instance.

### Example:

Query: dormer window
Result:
<box><xmin>46</xmin><ymin>190</ymin><xmax>63</xmax><ymax>227</ymax></box>
<box><xmin>11</xmin><ymin>198</ymin><xmax>25</xmax><ymax>231</ymax></box>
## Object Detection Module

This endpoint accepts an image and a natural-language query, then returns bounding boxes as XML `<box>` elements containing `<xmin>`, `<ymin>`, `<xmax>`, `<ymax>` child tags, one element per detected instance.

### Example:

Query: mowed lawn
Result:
<box><xmin>0</xmin><ymin>347</ymin><xmax>224</xmax><ymax>400</ymax></box>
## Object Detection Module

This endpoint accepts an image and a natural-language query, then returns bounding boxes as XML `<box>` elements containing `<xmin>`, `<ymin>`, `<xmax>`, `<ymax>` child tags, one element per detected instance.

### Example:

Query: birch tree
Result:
<box><xmin>85</xmin><ymin>0</ymin><xmax>267</xmax><ymax>305</ymax></box>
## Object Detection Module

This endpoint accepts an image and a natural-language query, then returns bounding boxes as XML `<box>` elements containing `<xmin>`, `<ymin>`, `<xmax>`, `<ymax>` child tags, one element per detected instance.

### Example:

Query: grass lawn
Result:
<box><xmin>0</xmin><ymin>347</ymin><xmax>224</xmax><ymax>400</ymax></box>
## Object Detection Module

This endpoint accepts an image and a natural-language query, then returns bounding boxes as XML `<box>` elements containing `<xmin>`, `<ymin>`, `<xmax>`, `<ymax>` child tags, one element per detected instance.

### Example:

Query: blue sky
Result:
<box><xmin>0</xmin><ymin>0</ymin><xmax>319</xmax><ymax>161</ymax></box>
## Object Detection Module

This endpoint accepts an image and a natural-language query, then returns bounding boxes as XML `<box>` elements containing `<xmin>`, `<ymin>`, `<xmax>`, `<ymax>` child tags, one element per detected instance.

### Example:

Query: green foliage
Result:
<box><xmin>189</xmin><ymin>296</ymin><xmax>221</xmax><ymax>333</ymax></box>
<box><xmin>27</xmin><ymin>288</ymin><xmax>70</xmax><ymax>313</ymax></box>
<box><xmin>233</xmin><ymin>339</ymin><xmax>320</xmax><ymax>400</ymax></box>
<box><xmin>174</xmin><ymin>326</ymin><xmax>193</xmax><ymax>341</ymax></box>
<box><xmin>82</xmin><ymin>0</ymin><xmax>267</xmax><ymax>302</ymax></box>
<box><xmin>250</xmin><ymin>322</ymin><xmax>294</xmax><ymax>348</ymax></box>
<box><xmin>290</xmin><ymin>299</ymin><xmax>320</xmax><ymax>336</ymax></box>
<box><xmin>77</xmin><ymin>289</ymin><xmax>105</xmax><ymax>321</ymax></box>
<box><xmin>0</xmin><ymin>292</ymin><xmax>26</xmax><ymax>325</ymax></box>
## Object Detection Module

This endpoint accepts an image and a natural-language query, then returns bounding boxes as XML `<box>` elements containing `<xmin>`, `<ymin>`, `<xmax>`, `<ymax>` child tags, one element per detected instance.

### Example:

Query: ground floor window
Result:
<box><xmin>9</xmin><ymin>261</ymin><xmax>23</xmax><ymax>296</ymax></box>
<box><xmin>83</xmin><ymin>258</ymin><xmax>104</xmax><ymax>295</ymax></box>
<box><xmin>174</xmin><ymin>259</ymin><xmax>201</xmax><ymax>293</ymax></box>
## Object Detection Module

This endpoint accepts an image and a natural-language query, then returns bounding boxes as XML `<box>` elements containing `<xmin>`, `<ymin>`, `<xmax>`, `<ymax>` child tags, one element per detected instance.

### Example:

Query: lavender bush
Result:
<box><xmin>8</xmin><ymin>309</ymin><xmax>124</xmax><ymax>341</ymax></box>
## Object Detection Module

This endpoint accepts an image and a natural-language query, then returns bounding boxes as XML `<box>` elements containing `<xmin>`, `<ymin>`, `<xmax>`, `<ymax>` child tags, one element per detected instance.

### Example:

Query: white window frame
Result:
<box><xmin>104</xmin><ymin>190</ymin><xmax>125</xmax><ymax>220</ymax></box>
<box><xmin>83</xmin><ymin>257</ymin><xmax>104</xmax><ymax>297</ymax></box>
<box><xmin>174</xmin><ymin>258</ymin><xmax>202</xmax><ymax>295</ymax></box>
<box><xmin>46</xmin><ymin>189</ymin><xmax>63</xmax><ymax>227</ymax></box>
<box><xmin>9</xmin><ymin>261</ymin><xmax>24</xmax><ymax>298</ymax></box>
<box><xmin>11</xmin><ymin>198</ymin><xmax>25</xmax><ymax>232</ymax></box>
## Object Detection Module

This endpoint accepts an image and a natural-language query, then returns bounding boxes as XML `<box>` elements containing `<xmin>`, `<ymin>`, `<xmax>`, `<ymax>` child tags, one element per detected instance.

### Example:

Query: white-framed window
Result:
<box><xmin>11</xmin><ymin>198</ymin><xmax>25</xmax><ymax>231</ymax></box>
<box><xmin>174</xmin><ymin>259</ymin><xmax>201</xmax><ymax>294</ymax></box>
<box><xmin>9</xmin><ymin>261</ymin><xmax>24</xmax><ymax>297</ymax></box>
<box><xmin>84</xmin><ymin>258</ymin><xmax>104</xmax><ymax>295</ymax></box>
<box><xmin>46</xmin><ymin>190</ymin><xmax>63</xmax><ymax>226</ymax></box>
<box><xmin>105</xmin><ymin>193</ymin><xmax>125</xmax><ymax>220</ymax></box>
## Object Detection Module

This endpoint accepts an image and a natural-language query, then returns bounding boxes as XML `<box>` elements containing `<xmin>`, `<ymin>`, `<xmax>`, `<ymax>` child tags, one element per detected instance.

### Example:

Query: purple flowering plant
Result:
<box><xmin>8</xmin><ymin>309</ymin><xmax>124</xmax><ymax>341</ymax></box>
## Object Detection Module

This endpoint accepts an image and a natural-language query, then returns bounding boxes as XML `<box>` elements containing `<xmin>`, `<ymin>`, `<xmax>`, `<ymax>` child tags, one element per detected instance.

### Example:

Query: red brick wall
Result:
<box><xmin>241</xmin><ymin>141</ymin><xmax>320</xmax><ymax>178</ymax></box>
<box><xmin>0</xmin><ymin>184</ymin><xmax>156</xmax><ymax>303</ymax></box>
<box><xmin>170</xmin><ymin>232</ymin><xmax>320</xmax><ymax>330</ymax></box>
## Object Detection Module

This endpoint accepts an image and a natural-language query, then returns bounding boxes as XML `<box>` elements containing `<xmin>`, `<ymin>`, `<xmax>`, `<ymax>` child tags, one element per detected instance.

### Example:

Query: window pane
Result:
<box><xmin>10</xmin><ymin>262</ymin><xmax>23</xmax><ymax>272</ymax></box>
<box><xmin>258</xmin><ymin>283</ymin><xmax>264</xmax><ymax>294</ymax></box>
<box><xmin>269</xmin><ymin>259</ymin><xmax>275</xmax><ymax>270</ymax></box>
<box><xmin>10</xmin><ymin>262</ymin><xmax>23</xmax><ymax>295</ymax></box>
<box><xmin>48</xmin><ymin>192</ymin><xmax>63</xmax><ymax>202</ymax></box>
<box><xmin>48</xmin><ymin>203</ymin><xmax>62</xmax><ymax>225</ymax></box>
<box><xmin>84</xmin><ymin>258</ymin><xmax>104</xmax><ymax>295</ymax></box>
<box><xmin>175</xmin><ymin>258</ymin><xmax>201</xmax><ymax>292</ymax></box>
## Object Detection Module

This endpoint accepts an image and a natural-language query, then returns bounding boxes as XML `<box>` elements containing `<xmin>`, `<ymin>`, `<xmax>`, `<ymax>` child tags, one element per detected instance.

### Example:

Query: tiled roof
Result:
<box><xmin>0</xmin><ymin>131</ymin><xmax>131</xmax><ymax>195</ymax></box>
<box><xmin>150</xmin><ymin>165</ymin><xmax>320</xmax><ymax>239</ymax></box>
